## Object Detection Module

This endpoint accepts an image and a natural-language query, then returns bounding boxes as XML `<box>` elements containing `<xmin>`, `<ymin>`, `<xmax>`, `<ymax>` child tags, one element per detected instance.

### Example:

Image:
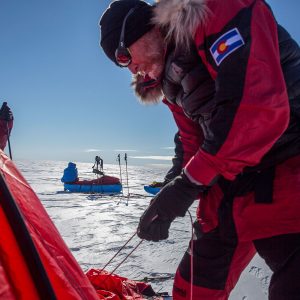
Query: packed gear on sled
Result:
<box><xmin>64</xmin><ymin>175</ymin><xmax>122</xmax><ymax>193</ymax></box>
<box><xmin>62</xmin><ymin>157</ymin><xmax>122</xmax><ymax>193</ymax></box>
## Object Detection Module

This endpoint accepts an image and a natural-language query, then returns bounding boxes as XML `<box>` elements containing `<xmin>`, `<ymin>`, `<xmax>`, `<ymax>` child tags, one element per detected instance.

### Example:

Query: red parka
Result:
<box><xmin>155</xmin><ymin>0</ymin><xmax>300</xmax><ymax>242</ymax></box>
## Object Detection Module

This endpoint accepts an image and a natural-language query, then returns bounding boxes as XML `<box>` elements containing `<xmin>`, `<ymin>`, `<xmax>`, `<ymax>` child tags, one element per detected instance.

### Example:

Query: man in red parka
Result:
<box><xmin>100</xmin><ymin>0</ymin><xmax>300</xmax><ymax>299</ymax></box>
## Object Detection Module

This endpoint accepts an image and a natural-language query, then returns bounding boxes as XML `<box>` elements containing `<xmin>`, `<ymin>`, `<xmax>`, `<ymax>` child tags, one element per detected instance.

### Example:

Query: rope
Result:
<box><xmin>108</xmin><ymin>239</ymin><xmax>143</xmax><ymax>277</ymax></box>
<box><xmin>101</xmin><ymin>232</ymin><xmax>144</xmax><ymax>283</ymax></box>
<box><xmin>101</xmin><ymin>232</ymin><xmax>137</xmax><ymax>271</ymax></box>
<box><xmin>187</xmin><ymin>210</ymin><xmax>194</xmax><ymax>300</ymax></box>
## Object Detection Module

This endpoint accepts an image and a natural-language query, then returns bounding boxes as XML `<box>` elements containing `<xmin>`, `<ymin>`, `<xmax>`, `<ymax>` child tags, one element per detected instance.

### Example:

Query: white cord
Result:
<box><xmin>187</xmin><ymin>210</ymin><xmax>194</xmax><ymax>300</ymax></box>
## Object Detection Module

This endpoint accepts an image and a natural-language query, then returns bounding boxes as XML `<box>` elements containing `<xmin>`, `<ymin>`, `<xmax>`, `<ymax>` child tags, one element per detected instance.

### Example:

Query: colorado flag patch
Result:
<box><xmin>210</xmin><ymin>28</ymin><xmax>245</xmax><ymax>66</ymax></box>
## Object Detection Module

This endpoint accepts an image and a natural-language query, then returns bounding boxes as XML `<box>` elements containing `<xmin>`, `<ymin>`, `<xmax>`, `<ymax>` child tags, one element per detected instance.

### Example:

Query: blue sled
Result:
<box><xmin>64</xmin><ymin>183</ymin><xmax>122</xmax><ymax>194</ymax></box>
<box><xmin>144</xmin><ymin>185</ymin><xmax>161</xmax><ymax>195</ymax></box>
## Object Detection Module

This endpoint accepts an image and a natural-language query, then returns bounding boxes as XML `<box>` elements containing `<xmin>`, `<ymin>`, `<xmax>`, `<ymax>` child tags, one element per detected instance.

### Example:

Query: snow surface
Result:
<box><xmin>17</xmin><ymin>160</ymin><xmax>272</xmax><ymax>299</ymax></box>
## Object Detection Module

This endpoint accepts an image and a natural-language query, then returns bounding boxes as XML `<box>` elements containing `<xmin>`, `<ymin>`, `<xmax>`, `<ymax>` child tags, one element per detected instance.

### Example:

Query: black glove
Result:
<box><xmin>137</xmin><ymin>172</ymin><xmax>207</xmax><ymax>242</ymax></box>
<box><xmin>0</xmin><ymin>102</ymin><xmax>13</xmax><ymax>121</ymax></box>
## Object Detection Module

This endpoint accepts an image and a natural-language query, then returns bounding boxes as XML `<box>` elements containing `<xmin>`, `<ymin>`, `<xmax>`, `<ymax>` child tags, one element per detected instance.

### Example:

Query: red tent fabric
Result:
<box><xmin>86</xmin><ymin>269</ymin><xmax>157</xmax><ymax>300</ymax></box>
<box><xmin>0</xmin><ymin>151</ymin><xmax>99</xmax><ymax>299</ymax></box>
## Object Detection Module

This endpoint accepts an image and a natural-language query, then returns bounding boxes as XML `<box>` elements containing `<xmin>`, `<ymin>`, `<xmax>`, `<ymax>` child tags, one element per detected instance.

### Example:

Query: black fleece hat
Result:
<box><xmin>100</xmin><ymin>0</ymin><xmax>154</xmax><ymax>66</ymax></box>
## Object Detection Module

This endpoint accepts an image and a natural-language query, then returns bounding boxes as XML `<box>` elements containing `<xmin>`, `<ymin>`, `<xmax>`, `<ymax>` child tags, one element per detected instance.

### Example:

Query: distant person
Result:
<box><xmin>92</xmin><ymin>155</ymin><xmax>104</xmax><ymax>175</ymax></box>
<box><xmin>61</xmin><ymin>162</ymin><xmax>79</xmax><ymax>184</ymax></box>
<box><xmin>0</xmin><ymin>102</ymin><xmax>13</xmax><ymax>151</ymax></box>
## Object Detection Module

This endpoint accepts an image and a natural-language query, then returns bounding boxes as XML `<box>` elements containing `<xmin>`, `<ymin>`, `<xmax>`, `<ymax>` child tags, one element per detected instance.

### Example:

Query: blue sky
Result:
<box><xmin>1</xmin><ymin>1</ymin><xmax>300</xmax><ymax>166</ymax></box>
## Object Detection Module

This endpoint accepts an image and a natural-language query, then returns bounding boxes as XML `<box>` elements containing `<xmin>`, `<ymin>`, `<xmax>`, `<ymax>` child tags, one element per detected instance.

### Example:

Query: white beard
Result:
<box><xmin>131</xmin><ymin>74</ymin><xmax>163</xmax><ymax>104</ymax></box>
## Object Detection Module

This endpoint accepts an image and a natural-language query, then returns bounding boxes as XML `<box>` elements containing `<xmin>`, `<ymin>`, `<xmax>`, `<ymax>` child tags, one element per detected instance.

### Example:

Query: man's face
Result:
<box><xmin>127</xmin><ymin>28</ymin><xmax>166</xmax><ymax>81</ymax></box>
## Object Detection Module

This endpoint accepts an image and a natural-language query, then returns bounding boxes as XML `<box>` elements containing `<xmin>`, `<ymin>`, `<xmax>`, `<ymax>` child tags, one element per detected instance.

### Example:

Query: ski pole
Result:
<box><xmin>124</xmin><ymin>153</ymin><xmax>130</xmax><ymax>202</ymax></box>
<box><xmin>6</xmin><ymin>122</ymin><xmax>12</xmax><ymax>160</ymax></box>
<box><xmin>117</xmin><ymin>154</ymin><xmax>123</xmax><ymax>195</ymax></box>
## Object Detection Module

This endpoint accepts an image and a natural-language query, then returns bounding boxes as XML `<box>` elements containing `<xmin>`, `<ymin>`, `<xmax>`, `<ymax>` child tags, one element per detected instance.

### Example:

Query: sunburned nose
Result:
<box><xmin>128</xmin><ymin>63</ymin><xmax>138</xmax><ymax>74</ymax></box>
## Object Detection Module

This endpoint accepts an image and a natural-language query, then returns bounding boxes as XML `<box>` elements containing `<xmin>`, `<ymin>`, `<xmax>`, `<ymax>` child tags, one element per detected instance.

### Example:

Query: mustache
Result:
<box><xmin>131</xmin><ymin>74</ymin><xmax>163</xmax><ymax>104</ymax></box>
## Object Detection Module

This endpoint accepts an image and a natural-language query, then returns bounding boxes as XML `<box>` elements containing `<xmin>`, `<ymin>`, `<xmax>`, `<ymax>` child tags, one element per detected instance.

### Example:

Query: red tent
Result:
<box><xmin>0</xmin><ymin>150</ymin><xmax>99</xmax><ymax>299</ymax></box>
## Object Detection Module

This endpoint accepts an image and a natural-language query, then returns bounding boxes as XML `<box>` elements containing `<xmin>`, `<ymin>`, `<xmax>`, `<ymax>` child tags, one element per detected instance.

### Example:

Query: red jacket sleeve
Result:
<box><xmin>163</xmin><ymin>99</ymin><xmax>204</xmax><ymax>167</ymax></box>
<box><xmin>185</xmin><ymin>0</ymin><xmax>290</xmax><ymax>185</ymax></box>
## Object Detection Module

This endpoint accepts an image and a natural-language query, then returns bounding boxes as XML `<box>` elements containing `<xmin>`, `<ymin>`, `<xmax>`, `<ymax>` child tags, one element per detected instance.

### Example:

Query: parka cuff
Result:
<box><xmin>184</xmin><ymin>150</ymin><xmax>235</xmax><ymax>186</ymax></box>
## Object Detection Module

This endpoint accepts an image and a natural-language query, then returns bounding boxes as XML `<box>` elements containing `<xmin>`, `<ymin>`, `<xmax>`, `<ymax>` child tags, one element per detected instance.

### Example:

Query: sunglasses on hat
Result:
<box><xmin>115</xmin><ymin>8</ymin><xmax>136</xmax><ymax>67</ymax></box>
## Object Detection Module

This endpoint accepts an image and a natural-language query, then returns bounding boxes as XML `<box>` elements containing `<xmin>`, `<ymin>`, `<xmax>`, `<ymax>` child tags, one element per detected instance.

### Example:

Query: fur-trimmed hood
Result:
<box><xmin>152</xmin><ymin>0</ymin><xmax>210</xmax><ymax>48</ymax></box>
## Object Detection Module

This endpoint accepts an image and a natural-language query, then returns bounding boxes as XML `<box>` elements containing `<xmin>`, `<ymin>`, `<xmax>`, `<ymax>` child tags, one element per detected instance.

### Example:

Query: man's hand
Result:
<box><xmin>137</xmin><ymin>172</ymin><xmax>207</xmax><ymax>242</ymax></box>
<box><xmin>0</xmin><ymin>102</ymin><xmax>13</xmax><ymax>121</ymax></box>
